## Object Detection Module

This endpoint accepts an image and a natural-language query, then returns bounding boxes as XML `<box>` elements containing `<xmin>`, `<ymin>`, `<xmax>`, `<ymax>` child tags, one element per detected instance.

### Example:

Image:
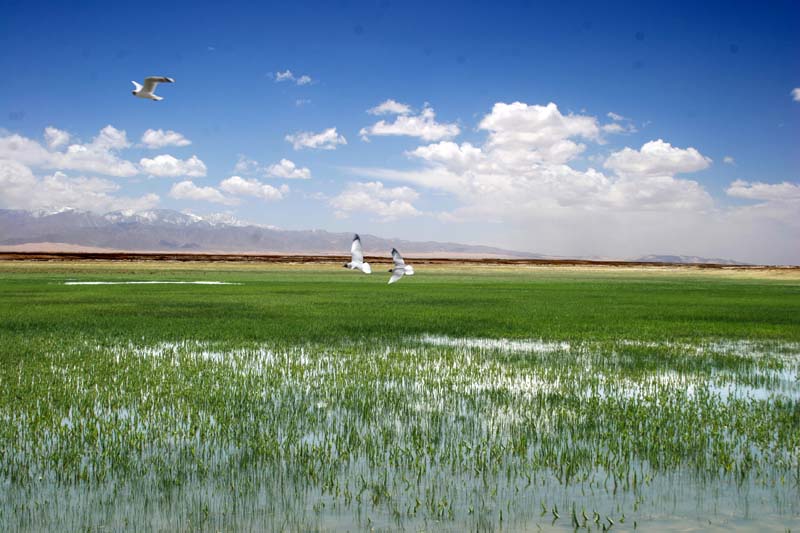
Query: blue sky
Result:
<box><xmin>1</xmin><ymin>0</ymin><xmax>798</xmax><ymax>263</ymax></box>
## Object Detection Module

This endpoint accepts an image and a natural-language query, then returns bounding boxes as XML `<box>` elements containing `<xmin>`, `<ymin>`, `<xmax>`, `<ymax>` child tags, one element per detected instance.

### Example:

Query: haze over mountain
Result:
<box><xmin>0</xmin><ymin>209</ymin><xmax>541</xmax><ymax>258</ymax></box>
<box><xmin>0</xmin><ymin>208</ymin><xmax>750</xmax><ymax>264</ymax></box>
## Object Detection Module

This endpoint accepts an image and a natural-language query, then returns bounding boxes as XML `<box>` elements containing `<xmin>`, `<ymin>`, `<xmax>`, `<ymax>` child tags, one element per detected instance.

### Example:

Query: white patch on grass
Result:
<box><xmin>416</xmin><ymin>335</ymin><xmax>570</xmax><ymax>353</ymax></box>
<box><xmin>64</xmin><ymin>281</ymin><xmax>241</xmax><ymax>285</ymax></box>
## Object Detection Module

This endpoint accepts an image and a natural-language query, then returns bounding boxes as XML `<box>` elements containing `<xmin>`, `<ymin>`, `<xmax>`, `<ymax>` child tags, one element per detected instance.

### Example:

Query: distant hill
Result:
<box><xmin>633</xmin><ymin>254</ymin><xmax>748</xmax><ymax>266</ymax></box>
<box><xmin>0</xmin><ymin>209</ymin><xmax>751</xmax><ymax>264</ymax></box>
<box><xmin>0</xmin><ymin>208</ymin><xmax>541</xmax><ymax>258</ymax></box>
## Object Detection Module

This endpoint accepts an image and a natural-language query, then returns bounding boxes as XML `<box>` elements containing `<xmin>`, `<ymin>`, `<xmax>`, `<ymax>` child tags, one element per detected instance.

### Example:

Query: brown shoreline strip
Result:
<box><xmin>0</xmin><ymin>251</ymin><xmax>796</xmax><ymax>270</ymax></box>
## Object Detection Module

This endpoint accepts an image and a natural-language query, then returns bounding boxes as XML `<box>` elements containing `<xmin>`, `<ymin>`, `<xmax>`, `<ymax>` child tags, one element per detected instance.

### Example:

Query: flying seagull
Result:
<box><xmin>344</xmin><ymin>234</ymin><xmax>372</xmax><ymax>274</ymax></box>
<box><xmin>131</xmin><ymin>76</ymin><xmax>174</xmax><ymax>101</ymax></box>
<box><xmin>388</xmin><ymin>248</ymin><xmax>414</xmax><ymax>284</ymax></box>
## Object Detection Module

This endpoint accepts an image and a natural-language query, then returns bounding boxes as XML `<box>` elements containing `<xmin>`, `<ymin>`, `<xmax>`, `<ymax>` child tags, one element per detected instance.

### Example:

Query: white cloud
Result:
<box><xmin>265</xmin><ymin>158</ymin><xmax>311</xmax><ymax>179</ymax></box>
<box><xmin>603</xmin><ymin>175</ymin><xmax>713</xmax><ymax>211</ymax></box>
<box><xmin>723</xmin><ymin>156</ymin><xmax>735</xmax><ymax>165</ymax></box>
<box><xmin>0</xmin><ymin>159</ymin><xmax>158</xmax><ymax>213</ymax></box>
<box><xmin>408</xmin><ymin>141</ymin><xmax>483</xmax><ymax>174</ymax></box>
<box><xmin>0</xmin><ymin>125</ymin><xmax>138</xmax><ymax>177</ymax></box>
<box><xmin>92</xmin><ymin>125</ymin><xmax>131</xmax><ymax>150</ymax></box>
<box><xmin>360</xmin><ymin>104</ymin><xmax>459</xmax><ymax>142</ymax></box>
<box><xmin>219</xmin><ymin>176</ymin><xmax>288</xmax><ymax>200</ymax></box>
<box><xmin>601</xmin><ymin>123</ymin><xmax>625</xmax><ymax>134</ymax></box>
<box><xmin>169</xmin><ymin>180</ymin><xmax>235</xmax><ymax>205</ymax></box>
<box><xmin>346</xmin><ymin>100</ymin><xmax>800</xmax><ymax>263</ymax></box>
<box><xmin>726</xmin><ymin>180</ymin><xmax>800</xmax><ymax>202</ymax></box>
<box><xmin>141</xmin><ymin>129</ymin><xmax>191</xmax><ymax>149</ymax></box>
<box><xmin>792</xmin><ymin>88</ymin><xmax>800</xmax><ymax>102</ymax></box>
<box><xmin>330</xmin><ymin>181</ymin><xmax>420</xmax><ymax>220</ymax></box>
<box><xmin>601</xmin><ymin>111</ymin><xmax>637</xmax><ymax>134</ymax></box>
<box><xmin>274</xmin><ymin>70</ymin><xmax>313</xmax><ymax>86</ymax></box>
<box><xmin>367</xmin><ymin>99</ymin><xmax>412</xmax><ymax>115</ymax></box>
<box><xmin>604</xmin><ymin>139</ymin><xmax>711</xmax><ymax>178</ymax></box>
<box><xmin>601</xmin><ymin>122</ymin><xmax>637</xmax><ymax>134</ymax></box>
<box><xmin>233</xmin><ymin>154</ymin><xmax>260</xmax><ymax>175</ymax></box>
<box><xmin>233</xmin><ymin>155</ymin><xmax>311</xmax><ymax>180</ymax></box>
<box><xmin>139</xmin><ymin>154</ymin><xmax>207</xmax><ymax>177</ymax></box>
<box><xmin>44</xmin><ymin>127</ymin><xmax>70</xmax><ymax>149</ymax></box>
<box><xmin>354</xmin><ymin>101</ymin><xmax>715</xmax><ymax>220</ymax></box>
<box><xmin>285</xmin><ymin>128</ymin><xmax>347</xmax><ymax>150</ymax></box>
<box><xmin>477</xmin><ymin>102</ymin><xmax>600</xmax><ymax>164</ymax></box>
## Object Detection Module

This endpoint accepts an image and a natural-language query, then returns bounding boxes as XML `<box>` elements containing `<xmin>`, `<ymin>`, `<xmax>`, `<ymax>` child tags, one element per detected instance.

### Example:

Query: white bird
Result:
<box><xmin>131</xmin><ymin>76</ymin><xmax>175</xmax><ymax>101</ymax></box>
<box><xmin>344</xmin><ymin>234</ymin><xmax>372</xmax><ymax>274</ymax></box>
<box><xmin>388</xmin><ymin>248</ymin><xmax>414</xmax><ymax>284</ymax></box>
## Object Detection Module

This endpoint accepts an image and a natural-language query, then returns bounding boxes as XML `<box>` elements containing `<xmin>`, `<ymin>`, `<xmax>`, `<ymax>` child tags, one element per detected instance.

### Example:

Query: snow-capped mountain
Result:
<box><xmin>0</xmin><ymin>208</ymin><xmax>537</xmax><ymax>257</ymax></box>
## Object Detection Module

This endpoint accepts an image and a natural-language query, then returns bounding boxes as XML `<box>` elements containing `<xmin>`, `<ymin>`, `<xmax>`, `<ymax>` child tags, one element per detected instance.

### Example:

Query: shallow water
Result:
<box><xmin>1</xmin><ymin>335</ymin><xmax>798</xmax><ymax>531</ymax></box>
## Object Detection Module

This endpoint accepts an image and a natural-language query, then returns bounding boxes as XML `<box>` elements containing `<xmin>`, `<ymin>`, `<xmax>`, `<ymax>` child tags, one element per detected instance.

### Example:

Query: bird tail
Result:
<box><xmin>151</xmin><ymin>94</ymin><xmax>164</xmax><ymax>101</ymax></box>
<box><xmin>404</xmin><ymin>266</ymin><xmax>414</xmax><ymax>276</ymax></box>
<box><xmin>131</xmin><ymin>81</ymin><xmax>143</xmax><ymax>92</ymax></box>
<box><xmin>360</xmin><ymin>262</ymin><xmax>372</xmax><ymax>274</ymax></box>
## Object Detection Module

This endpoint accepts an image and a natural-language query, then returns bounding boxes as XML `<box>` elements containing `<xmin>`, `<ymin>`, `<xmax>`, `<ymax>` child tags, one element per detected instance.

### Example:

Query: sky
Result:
<box><xmin>0</xmin><ymin>0</ymin><xmax>798</xmax><ymax>264</ymax></box>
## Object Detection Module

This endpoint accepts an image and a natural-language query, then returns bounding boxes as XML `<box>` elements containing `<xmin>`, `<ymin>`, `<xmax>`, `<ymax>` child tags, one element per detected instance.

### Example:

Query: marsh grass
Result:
<box><xmin>0</xmin><ymin>263</ymin><xmax>798</xmax><ymax>530</ymax></box>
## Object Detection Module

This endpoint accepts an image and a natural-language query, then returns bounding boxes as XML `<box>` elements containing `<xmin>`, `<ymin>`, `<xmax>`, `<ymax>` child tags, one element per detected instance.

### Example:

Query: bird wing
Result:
<box><xmin>388</xmin><ymin>269</ymin><xmax>405</xmax><ymax>284</ymax></box>
<box><xmin>131</xmin><ymin>81</ymin><xmax>143</xmax><ymax>92</ymax></box>
<box><xmin>350</xmin><ymin>234</ymin><xmax>364</xmax><ymax>263</ymax></box>
<box><xmin>142</xmin><ymin>76</ymin><xmax>174</xmax><ymax>93</ymax></box>
<box><xmin>391</xmin><ymin>248</ymin><xmax>405</xmax><ymax>268</ymax></box>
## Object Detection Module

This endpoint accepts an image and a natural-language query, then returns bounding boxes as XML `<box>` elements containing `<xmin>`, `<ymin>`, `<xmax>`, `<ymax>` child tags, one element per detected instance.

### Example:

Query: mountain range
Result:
<box><xmin>0</xmin><ymin>208</ymin><xmax>747</xmax><ymax>264</ymax></box>
<box><xmin>0</xmin><ymin>208</ymin><xmax>542</xmax><ymax>258</ymax></box>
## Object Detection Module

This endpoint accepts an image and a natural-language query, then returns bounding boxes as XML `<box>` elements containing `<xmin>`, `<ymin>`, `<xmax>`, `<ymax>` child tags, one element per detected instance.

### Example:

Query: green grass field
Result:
<box><xmin>1</xmin><ymin>262</ymin><xmax>798</xmax><ymax>531</ymax></box>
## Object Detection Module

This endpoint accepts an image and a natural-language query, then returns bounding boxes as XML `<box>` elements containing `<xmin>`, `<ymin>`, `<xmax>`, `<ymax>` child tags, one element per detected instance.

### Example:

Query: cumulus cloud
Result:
<box><xmin>265</xmin><ymin>158</ymin><xmax>311</xmax><ymax>179</ymax></box>
<box><xmin>233</xmin><ymin>154</ymin><xmax>260</xmax><ymax>175</ymax></box>
<box><xmin>726</xmin><ymin>180</ymin><xmax>800</xmax><ymax>202</ymax></box>
<box><xmin>792</xmin><ymin>88</ymin><xmax>800</xmax><ymax>102</ymax></box>
<box><xmin>141</xmin><ymin>129</ymin><xmax>192</xmax><ymax>149</ymax></box>
<box><xmin>354</xmin><ymin>101</ymin><xmax>715</xmax><ymax>223</ymax></box>
<box><xmin>604</xmin><ymin>139</ymin><xmax>711</xmax><ymax>178</ymax></box>
<box><xmin>285</xmin><ymin>128</ymin><xmax>347</xmax><ymax>150</ymax></box>
<box><xmin>0</xmin><ymin>125</ymin><xmax>138</xmax><ymax>177</ymax></box>
<box><xmin>360</xmin><ymin>104</ymin><xmax>459</xmax><ymax>142</ymax></box>
<box><xmin>408</xmin><ymin>141</ymin><xmax>483</xmax><ymax>174</ymax></box>
<box><xmin>345</xmin><ymin>99</ymin><xmax>800</xmax><ymax>263</ymax></box>
<box><xmin>723</xmin><ymin>156</ymin><xmax>735</xmax><ymax>165</ymax></box>
<box><xmin>477</xmin><ymin>102</ymin><xmax>599</xmax><ymax>163</ymax></box>
<box><xmin>0</xmin><ymin>159</ymin><xmax>158</xmax><ymax>213</ymax></box>
<box><xmin>330</xmin><ymin>181</ymin><xmax>420</xmax><ymax>220</ymax></box>
<box><xmin>139</xmin><ymin>154</ymin><xmax>207</xmax><ymax>177</ymax></box>
<box><xmin>219</xmin><ymin>176</ymin><xmax>288</xmax><ymax>200</ymax></box>
<box><xmin>274</xmin><ymin>70</ymin><xmax>313</xmax><ymax>86</ymax></box>
<box><xmin>367</xmin><ymin>99</ymin><xmax>412</xmax><ymax>115</ymax></box>
<box><xmin>44</xmin><ymin>127</ymin><xmax>70</xmax><ymax>149</ymax></box>
<box><xmin>607</xmin><ymin>112</ymin><xmax>626</xmax><ymax>121</ymax></box>
<box><xmin>169</xmin><ymin>180</ymin><xmax>235</xmax><ymax>205</ymax></box>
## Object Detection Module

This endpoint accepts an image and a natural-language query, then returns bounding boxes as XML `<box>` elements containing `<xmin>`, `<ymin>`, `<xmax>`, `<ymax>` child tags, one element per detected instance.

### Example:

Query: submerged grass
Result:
<box><xmin>0</xmin><ymin>262</ymin><xmax>798</xmax><ymax>531</ymax></box>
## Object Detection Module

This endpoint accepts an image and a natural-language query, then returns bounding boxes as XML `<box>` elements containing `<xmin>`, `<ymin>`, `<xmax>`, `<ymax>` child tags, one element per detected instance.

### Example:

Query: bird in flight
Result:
<box><xmin>344</xmin><ymin>234</ymin><xmax>372</xmax><ymax>274</ymax></box>
<box><xmin>131</xmin><ymin>76</ymin><xmax>175</xmax><ymax>101</ymax></box>
<box><xmin>388</xmin><ymin>248</ymin><xmax>414</xmax><ymax>284</ymax></box>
